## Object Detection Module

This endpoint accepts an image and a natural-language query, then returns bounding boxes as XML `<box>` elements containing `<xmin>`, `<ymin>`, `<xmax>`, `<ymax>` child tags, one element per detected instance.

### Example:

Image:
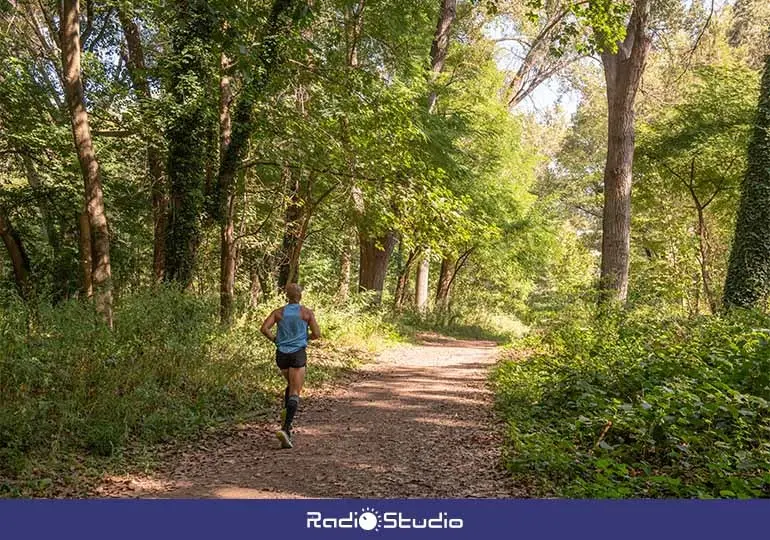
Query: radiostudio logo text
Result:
<box><xmin>306</xmin><ymin>507</ymin><xmax>464</xmax><ymax>531</ymax></box>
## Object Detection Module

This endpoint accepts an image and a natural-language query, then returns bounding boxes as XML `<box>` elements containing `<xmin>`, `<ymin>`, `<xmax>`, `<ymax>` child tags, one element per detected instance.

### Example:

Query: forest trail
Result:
<box><xmin>98</xmin><ymin>335</ymin><xmax>519</xmax><ymax>498</ymax></box>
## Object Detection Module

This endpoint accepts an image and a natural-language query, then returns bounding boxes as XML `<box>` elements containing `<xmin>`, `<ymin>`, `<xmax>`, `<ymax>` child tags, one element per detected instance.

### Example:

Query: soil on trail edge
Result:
<box><xmin>98</xmin><ymin>334</ymin><xmax>519</xmax><ymax>498</ymax></box>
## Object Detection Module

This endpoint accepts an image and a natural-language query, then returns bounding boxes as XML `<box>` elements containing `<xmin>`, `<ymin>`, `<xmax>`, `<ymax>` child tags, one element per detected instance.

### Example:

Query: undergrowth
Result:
<box><xmin>0</xmin><ymin>288</ymin><xmax>388</xmax><ymax>497</ymax></box>
<box><xmin>493</xmin><ymin>308</ymin><xmax>770</xmax><ymax>498</ymax></box>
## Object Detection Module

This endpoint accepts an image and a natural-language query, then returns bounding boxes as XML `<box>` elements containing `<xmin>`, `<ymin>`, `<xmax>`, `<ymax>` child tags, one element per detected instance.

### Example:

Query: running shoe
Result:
<box><xmin>276</xmin><ymin>429</ymin><xmax>293</xmax><ymax>449</ymax></box>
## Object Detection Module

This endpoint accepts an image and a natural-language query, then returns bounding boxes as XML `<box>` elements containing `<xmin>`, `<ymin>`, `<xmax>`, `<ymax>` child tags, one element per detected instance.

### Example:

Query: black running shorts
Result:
<box><xmin>275</xmin><ymin>347</ymin><xmax>307</xmax><ymax>369</ymax></box>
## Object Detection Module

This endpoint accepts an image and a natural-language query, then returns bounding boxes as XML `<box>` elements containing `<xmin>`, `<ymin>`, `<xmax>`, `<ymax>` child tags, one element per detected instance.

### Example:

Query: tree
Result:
<box><xmin>163</xmin><ymin>0</ymin><xmax>216</xmax><ymax>289</ymax></box>
<box><xmin>218</xmin><ymin>0</ymin><xmax>301</xmax><ymax>323</ymax></box>
<box><xmin>417</xmin><ymin>0</ymin><xmax>457</xmax><ymax>311</ymax></box>
<box><xmin>597</xmin><ymin>0</ymin><xmax>651</xmax><ymax>305</ymax></box>
<box><xmin>491</xmin><ymin>0</ymin><xmax>629</xmax><ymax>108</ymax></box>
<box><xmin>118</xmin><ymin>8</ymin><xmax>167</xmax><ymax>283</ymax></box>
<box><xmin>637</xmin><ymin>63</ymin><xmax>757</xmax><ymax>314</ymax></box>
<box><xmin>723</xmin><ymin>53</ymin><xmax>770</xmax><ymax>308</ymax></box>
<box><xmin>60</xmin><ymin>0</ymin><xmax>113</xmax><ymax>326</ymax></box>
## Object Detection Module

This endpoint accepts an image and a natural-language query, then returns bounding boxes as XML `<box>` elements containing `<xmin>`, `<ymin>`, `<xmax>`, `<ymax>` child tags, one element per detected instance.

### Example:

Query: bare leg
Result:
<box><xmin>288</xmin><ymin>366</ymin><xmax>305</xmax><ymax>397</ymax></box>
<box><xmin>280</xmin><ymin>368</ymin><xmax>289</xmax><ymax>407</ymax></box>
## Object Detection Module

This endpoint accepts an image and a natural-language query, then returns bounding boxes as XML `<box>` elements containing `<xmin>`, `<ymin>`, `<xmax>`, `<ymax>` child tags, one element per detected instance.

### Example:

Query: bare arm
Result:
<box><xmin>307</xmin><ymin>309</ymin><xmax>321</xmax><ymax>341</ymax></box>
<box><xmin>260</xmin><ymin>310</ymin><xmax>278</xmax><ymax>343</ymax></box>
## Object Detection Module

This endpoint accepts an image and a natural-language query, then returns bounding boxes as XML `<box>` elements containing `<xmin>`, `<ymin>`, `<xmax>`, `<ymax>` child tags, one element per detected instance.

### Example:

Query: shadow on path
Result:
<box><xmin>98</xmin><ymin>340</ymin><xmax>519</xmax><ymax>498</ymax></box>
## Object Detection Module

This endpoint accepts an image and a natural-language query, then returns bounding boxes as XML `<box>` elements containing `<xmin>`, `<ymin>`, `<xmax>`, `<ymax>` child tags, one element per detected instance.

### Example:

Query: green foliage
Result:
<box><xmin>0</xmin><ymin>288</ymin><xmax>368</xmax><ymax>494</ymax></box>
<box><xmin>493</xmin><ymin>309</ymin><xmax>770</xmax><ymax>498</ymax></box>
<box><xmin>634</xmin><ymin>61</ymin><xmax>758</xmax><ymax>312</ymax></box>
<box><xmin>162</xmin><ymin>0</ymin><xmax>219</xmax><ymax>286</ymax></box>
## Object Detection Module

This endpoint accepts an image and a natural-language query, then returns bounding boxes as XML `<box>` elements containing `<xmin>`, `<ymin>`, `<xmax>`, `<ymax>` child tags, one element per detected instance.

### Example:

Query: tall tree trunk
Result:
<box><xmin>724</xmin><ymin>53</ymin><xmax>770</xmax><ymax>308</ymax></box>
<box><xmin>164</xmin><ymin>0</ymin><xmax>215</xmax><ymax>289</ymax></box>
<box><xmin>0</xmin><ymin>212</ymin><xmax>32</xmax><ymax>300</ymax></box>
<box><xmin>415</xmin><ymin>0</ymin><xmax>456</xmax><ymax>307</ymax></box>
<box><xmin>78</xmin><ymin>209</ymin><xmax>93</xmax><ymax>298</ymax></box>
<box><xmin>427</xmin><ymin>0</ymin><xmax>456</xmax><ymax>113</ymax></box>
<box><xmin>218</xmin><ymin>52</ymin><xmax>237</xmax><ymax>323</ymax></box>
<box><xmin>218</xmin><ymin>0</ymin><xmax>297</xmax><ymax>323</ymax></box>
<box><xmin>358</xmin><ymin>232</ymin><xmax>396</xmax><ymax>302</ymax></box>
<box><xmin>394</xmin><ymin>271</ymin><xmax>410</xmax><ymax>310</ymax></box>
<box><xmin>278</xmin><ymin>167</ymin><xmax>304</xmax><ymax>288</ymax></box>
<box><xmin>60</xmin><ymin>0</ymin><xmax>113</xmax><ymax>327</ymax></box>
<box><xmin>336</xmin><ymin>230</ymin><xmax>353</xmax><ymax>302</ymax></box>
<box><xmin>597</xmin><ymin>0</ymin><xmax>651</xmax><ymax>306</ymax></box>
<box><xmin>415</xmin><ymin>252</ymin><xmax>429</xmax><ymax>311</ymax></box>
<box><xmin>118</xmin><ymin>9</ymin><xmax>167</xmax><ymax>283</ymax></box>
<box><xmin>342</xmin><ymin>0</ymin><xmax>396</xmax><ymax>305</ymax></box>
<box><xmin>691</xmin><ymin>271</ymin><xmax>701</xmax><ymax>317</ymax></box>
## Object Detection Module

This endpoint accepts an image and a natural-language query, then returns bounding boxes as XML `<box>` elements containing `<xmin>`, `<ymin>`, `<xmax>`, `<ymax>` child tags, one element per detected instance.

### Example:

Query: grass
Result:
<box><xmin>0</xmin><ymin>288</ymin><xmax>387</xmax><ymax>497</ymax></box>
<box><xmin>392</xmin><ymin>307</ymin><xmax>528</xmax><ymax>344</ymax></box>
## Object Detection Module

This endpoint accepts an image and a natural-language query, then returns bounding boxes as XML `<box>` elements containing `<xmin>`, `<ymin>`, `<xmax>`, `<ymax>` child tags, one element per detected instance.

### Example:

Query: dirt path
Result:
<box><xmin>99</xmin><ymin>335</ymin><xmax>518</xmax><ymax>498</ymax></box>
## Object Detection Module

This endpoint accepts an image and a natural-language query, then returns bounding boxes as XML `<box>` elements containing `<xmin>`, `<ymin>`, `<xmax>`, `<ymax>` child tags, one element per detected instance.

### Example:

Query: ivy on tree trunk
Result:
<box><xmin>724</xmin><ymin>53</ymin><xmax>770</xmax><ymax>308</ymax></box>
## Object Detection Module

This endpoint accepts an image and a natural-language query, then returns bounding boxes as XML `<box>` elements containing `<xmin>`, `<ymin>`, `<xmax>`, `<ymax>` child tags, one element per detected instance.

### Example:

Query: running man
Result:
<box><xmin>260</xmin><ymin>283</ymin><xmax>321</xmax><ymax>449</ymax></box>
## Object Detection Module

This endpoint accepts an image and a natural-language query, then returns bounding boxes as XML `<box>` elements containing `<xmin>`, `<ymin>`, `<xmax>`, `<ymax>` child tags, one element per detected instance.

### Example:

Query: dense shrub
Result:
<box><xmin>492</xmin><ymin>309</ymin><xmax>770</xmax><ymax>498</ymax></box>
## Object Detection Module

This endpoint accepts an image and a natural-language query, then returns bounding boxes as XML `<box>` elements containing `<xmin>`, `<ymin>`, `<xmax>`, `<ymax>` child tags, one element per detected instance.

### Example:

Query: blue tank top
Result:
<box><xmin>276</xmin><ymin>303</ymin><xmax>308</xmax><ymax>354</ymax></box>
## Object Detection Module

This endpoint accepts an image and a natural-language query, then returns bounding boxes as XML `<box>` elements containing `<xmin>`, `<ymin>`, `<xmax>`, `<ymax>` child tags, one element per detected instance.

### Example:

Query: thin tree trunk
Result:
<box><xmin>60</xmin><ymin>0</ymin><xmax>113</xmax><ymax>327</ymax></box>
<box><xmin>435</xmin><ymin>255</ymin><xmax>455</xmax><ymax>309</ymax></box>
<box><xmin>218</xmin><ymin>52</ymin><xmax>237</xmax><ymax>323</ymax></box>
<box><xmin>415</xmin><ymin>252</ymin><xmax>429</xmax><ymax>311</ymax></box>
<box><xmin>696</xmin><ymin>206</ymin><xmax>717</xmax><ymax>314</ymax></box>
<box><xmin>394</xmin><ymin>272</ymin><xmax>409</xmax><ymax>310</ymax></box>
<box><xmin>417</xmin><ymin>0</ymin><xmax>455</xmax><ymax>308</ymax></box>
<box><xmin>277</xmin><ymin>168</ymin><xmax>297</xmax><ymax>288</ymax></box>
<box><xmin>78</xmin><ymin>210</ymin><xmax>93</xmax><ymax>298</ymax></box>
<box><xmin>336</xmin><ymin>230</ymin><xmax>353</xmax><ymax>302</ymax></box>
<box><xmin>119</xmin><ymin>9</ymin><xmax>167</xmax><ymax>282</ymax></box>
<box><xmin>435</xmin><ymin>248</ymin><xmax>473</xmax><ymax>310</ymax></box>
<box><xmin>395</xmin><ymin>246</ymin><xmax>418</xmax><ymax>310</ymax></box>
<box><xmin>598</xmin><ymin>0</ymin><xmax>651</xmax><ymax>306</ymax></box>
<box><xmin>0</xmin><ymin>212</ymin><xmax>32</xmax><ymax>300</ymax></box>
<box><xmin>278</xmin><ymin>167</ymin><xmax>308</xmax><ymax>289</ymax></box>
<box><xmin>691</xmin><ymin>271</ymin><xmax>701</xmax><ymax>317</ymax></box>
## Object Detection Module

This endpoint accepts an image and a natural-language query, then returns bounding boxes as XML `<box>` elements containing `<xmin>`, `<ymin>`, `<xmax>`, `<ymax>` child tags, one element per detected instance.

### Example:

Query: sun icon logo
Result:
<box><xmin>358</xmin><ymin>507</ymin><xmax>382</xmax><ymax>532</ymax></box>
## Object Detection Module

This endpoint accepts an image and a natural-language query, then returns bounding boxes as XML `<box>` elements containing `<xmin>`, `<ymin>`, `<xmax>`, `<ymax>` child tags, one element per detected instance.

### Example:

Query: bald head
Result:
<box><xmin>286</xmin><ymin>283</ymin><xmax>303</xmax><ymax>303</ymax></box>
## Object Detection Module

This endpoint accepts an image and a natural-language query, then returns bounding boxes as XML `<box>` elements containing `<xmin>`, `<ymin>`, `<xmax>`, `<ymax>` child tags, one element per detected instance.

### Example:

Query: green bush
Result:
<box><xmin>492</xmin><ymin>309</ymin><xmax>770</xmax><ymax>498</ymax></box>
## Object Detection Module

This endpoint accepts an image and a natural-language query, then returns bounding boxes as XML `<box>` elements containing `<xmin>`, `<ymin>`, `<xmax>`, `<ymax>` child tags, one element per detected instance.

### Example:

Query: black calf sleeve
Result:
<box><xmin>284</xmin><ymin>395</ymin><xmax>299</xmax><ymax>432</ymax></box>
